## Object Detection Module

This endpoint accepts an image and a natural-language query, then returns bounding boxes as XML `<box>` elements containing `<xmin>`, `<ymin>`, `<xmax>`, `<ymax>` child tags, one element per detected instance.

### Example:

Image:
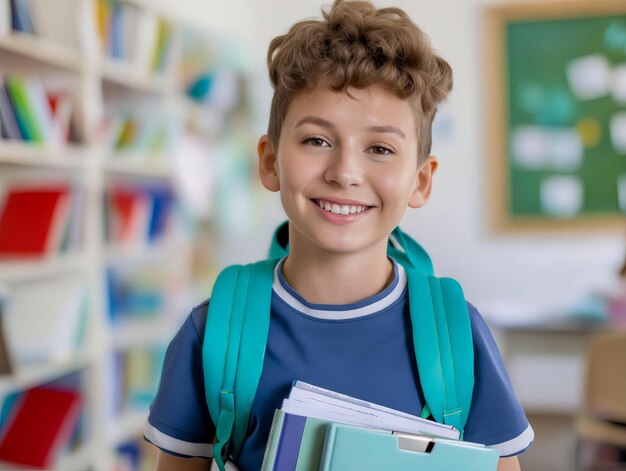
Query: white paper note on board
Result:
<box><xmin>540</xmin><ymin>175</ymin><xmax>583</xmax><ymax>218</ymax></box>
<box><xmin>512</xmin><ymin>126</ymin><xmax>548</xmax><ymax>169</ymax></box>
<box><xmin>609</xmin><ymin>111</ymin><xmax>626</xmax><ymax>154</ymax></box>
<box><xmin>548</xmin><ymin>128</ymin><xmax>583</xmax><ymax>171</ymax></box>
<box><xmin>566</xmin><ymin>54</ymin><xmax>610</xmax><ymax>100</ymax></box>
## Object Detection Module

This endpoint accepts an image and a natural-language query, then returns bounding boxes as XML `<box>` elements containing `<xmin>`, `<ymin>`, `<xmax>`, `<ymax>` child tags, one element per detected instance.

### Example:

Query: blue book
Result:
<box><xmin>147</xmin><ymin>187</ymin><xmax>172</xmax><ymax>242</ymax></box>
<box><xmin>10</xmin><ymin>0</ymin><xmax>34</xmax><ymax>33</ymax></box>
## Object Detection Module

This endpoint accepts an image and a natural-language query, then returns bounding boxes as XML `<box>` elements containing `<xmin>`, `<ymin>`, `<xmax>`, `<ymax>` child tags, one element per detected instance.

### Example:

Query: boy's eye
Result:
<box><xmin>303</xmin><ymin>137</ymin><xmax>330</xmax><ymax>147</ymax></box>
<box><xmin>369</xmin><ymin>145</ymin><xmax>393</xmax><ymax>155</ymax></box>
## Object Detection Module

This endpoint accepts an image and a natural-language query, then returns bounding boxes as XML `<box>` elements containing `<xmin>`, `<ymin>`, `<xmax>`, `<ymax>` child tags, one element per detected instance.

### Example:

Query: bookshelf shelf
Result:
<box><xmin>0</xmin><ymin>252</ymin><xmax>88</xmax><ymax>283</ymax></box>
<box><xmin>104</xmin><ymin>156</ymin><xmax>172</xmax><ymax>178</ymax></box>
<box><xmin>100</xmin><ymin>58</ymin><xmax>170</xmax><ymax>94</ymax></box>
<box><xmin>0</xmin><ymin>141</ymin><xmax>89</xmax><ymax>169</ymax></box>
<box><xmin>0</xmin><ymin>355</ymin><xmax>90</xmax><ymax>396</ymax></box>
<box><xmin>0</xmin><ymin>33</ymin><xmax>83</xmax><ymax>72</ymax></box>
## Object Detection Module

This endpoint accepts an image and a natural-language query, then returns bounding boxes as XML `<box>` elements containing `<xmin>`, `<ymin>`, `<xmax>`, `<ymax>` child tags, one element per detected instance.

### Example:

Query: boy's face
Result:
<box><xmin>258</xmin><ymin>85</ymin><xmax>437</xmax><ymax>257</ymax></box>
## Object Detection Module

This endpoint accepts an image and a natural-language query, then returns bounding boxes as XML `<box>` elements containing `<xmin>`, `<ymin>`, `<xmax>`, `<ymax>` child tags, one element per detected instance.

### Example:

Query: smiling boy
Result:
<box><xmin>145</xmin><ymin>1</ymin><xmax>533</xmax><ymax>470</ymax></box>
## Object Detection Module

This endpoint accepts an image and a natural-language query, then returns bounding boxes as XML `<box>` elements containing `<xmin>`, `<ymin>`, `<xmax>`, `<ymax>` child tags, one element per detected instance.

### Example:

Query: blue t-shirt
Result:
<box><xmin>144</xmin><ymin>258</ymin><xmax>533</xmax><ymax>469</ymax></box>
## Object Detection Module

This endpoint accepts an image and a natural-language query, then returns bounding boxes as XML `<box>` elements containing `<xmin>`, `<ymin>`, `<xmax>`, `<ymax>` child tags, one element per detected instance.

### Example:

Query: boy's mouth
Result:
<box><xmin>312</xmin><ymin>199</ymin><xmax>372</xmax><ymax>215</ymax></box>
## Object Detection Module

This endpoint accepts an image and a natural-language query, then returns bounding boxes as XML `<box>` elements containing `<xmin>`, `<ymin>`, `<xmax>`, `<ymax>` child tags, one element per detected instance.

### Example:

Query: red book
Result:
<box><xmin>0</xmin><ymin>186</ymin><xmax>71</xmax><ymax>257</ymax></box>
<box><xmin>109</xmin><ymin>188</ymin><xmax>150</xmax><ymax>244</ymax></box>
<box><xmin>0</xmin><ymin>387</ymin><xmax>83</xmax><ymax>468</ymax></box>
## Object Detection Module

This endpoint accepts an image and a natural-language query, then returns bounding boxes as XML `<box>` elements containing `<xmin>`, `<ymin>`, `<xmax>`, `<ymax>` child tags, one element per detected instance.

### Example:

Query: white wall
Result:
<box><xmin>172</xmin><ymin>0</ymin><xmax>624</xmax><ymax>322</ymax></box>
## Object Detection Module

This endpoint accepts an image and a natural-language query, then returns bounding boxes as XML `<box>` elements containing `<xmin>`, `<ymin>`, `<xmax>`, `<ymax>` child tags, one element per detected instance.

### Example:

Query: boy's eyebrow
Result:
<box><xmin>295</xmin><ymin>116</ymin><xmax>406</xmax><ymax>139</ymax></box>
<box><xmin>295</xmin><ymin>116</ymin><xmax>337</xmax><ymax>130</ymax></box>
<box><xmin>366</xmin><ymin>125</ymin><xmax>406</xmax><ymax>139</ymax></box>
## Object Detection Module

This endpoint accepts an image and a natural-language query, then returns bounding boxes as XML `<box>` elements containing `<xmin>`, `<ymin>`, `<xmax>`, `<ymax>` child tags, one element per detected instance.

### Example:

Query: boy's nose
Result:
<box><xmin>323</xmin><ymin>148</ymin><xmax>364</xmax><ymax>188</ymax></box>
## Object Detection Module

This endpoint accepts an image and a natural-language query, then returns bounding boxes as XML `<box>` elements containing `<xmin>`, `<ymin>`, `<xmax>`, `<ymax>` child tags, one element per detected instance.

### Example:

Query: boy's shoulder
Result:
<box><xmin>189</xmin><ymin>299</ymin><xmax>210</xmax><ymax>341</ymax></box>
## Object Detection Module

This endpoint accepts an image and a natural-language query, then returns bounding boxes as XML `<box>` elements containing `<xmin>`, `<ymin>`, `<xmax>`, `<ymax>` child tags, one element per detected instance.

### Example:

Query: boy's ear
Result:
<box><xmin>408</xmin><ymin>156</ymin><xmax>438</xmax><ymax>208</ymax></box>
<box><xmin>258</xmin><ymin>135</ymin><xmax>280</xmax><ymax>192</ymax></box>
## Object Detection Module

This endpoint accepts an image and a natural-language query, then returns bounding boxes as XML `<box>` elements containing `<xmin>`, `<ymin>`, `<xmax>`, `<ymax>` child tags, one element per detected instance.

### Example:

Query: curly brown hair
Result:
<box><xmin>266</xmin><ymin>0</ymin><xmax>453</xmax><ymax>162</ymax></box>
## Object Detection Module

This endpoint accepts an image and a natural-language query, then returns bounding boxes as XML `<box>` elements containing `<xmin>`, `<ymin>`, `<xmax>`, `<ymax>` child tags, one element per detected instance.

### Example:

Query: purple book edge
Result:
<box><xmin>274</xmin><ymin>413</ymin><xmax>307</xmax><ymax>471</ymax></box>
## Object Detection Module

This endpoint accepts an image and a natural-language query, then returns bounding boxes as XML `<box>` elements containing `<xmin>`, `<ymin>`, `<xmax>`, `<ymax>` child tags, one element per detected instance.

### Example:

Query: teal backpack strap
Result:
<box><xmin>388</xmin><ymin>226</ymin><xmax>433</xmax><ymax>275</ymax></box>
<box><xmin>202</xmin><ymin>259</ymin><xmax>277</xmax><ymax>470</ymax></box>
<box><xmin>405</xmin><ymin>269</ymin><xmax>474</xmax><ymax>439</ymax></box>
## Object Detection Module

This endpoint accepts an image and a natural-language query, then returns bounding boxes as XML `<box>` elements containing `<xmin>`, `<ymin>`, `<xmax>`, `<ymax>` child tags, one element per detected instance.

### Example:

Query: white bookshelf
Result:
<box><xmin>0</xmin><ymin>0</ymin><xmax>204</xmax><ymax>469</ymax></box>
<box><xmin>104</xmin><ymin>156</ymin><xmax>172</xmax><ymax>179</ymax></box>
<box><xmin>100</xmin><ymin>57</ymin><xmax>171</xmax><ymax>94</ymax></box>
<box><xmin>0</xmin><ymin>252</ymin><xmax>88</xmax><ymax>283</ymax></box>
<box><xmin>0</xmin><ymin>142</ymin><xmax>89</xmax><ymax>169</ymax></box>
<box><xmin>0</xmin><ymin>355</ymin><xmax>91</xmax><ymax>397</ymax></box>
<box><xmin>0</xmin><ymin>33</ymin><xmax>83</xmax><ymax>72</ymax></box>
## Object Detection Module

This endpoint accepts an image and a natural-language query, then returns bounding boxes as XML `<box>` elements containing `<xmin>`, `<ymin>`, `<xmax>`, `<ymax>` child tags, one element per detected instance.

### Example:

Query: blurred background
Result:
<box><xmin>0</xmin><ymin>0</ymin><xmax>625</xmax><ymax>469</ymax></box>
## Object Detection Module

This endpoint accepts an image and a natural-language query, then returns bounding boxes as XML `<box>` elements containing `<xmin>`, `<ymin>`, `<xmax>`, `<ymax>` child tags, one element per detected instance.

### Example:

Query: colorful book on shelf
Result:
<box><xmin>41</xmin><ymin>76</ymin><xmax>76</xmax><ymax>144</ymax></box>
<box><xmin>0</xmin><ymin>78</ymin><xmax>22</xmax><ymax>140</ymax></box>
<box><xmin>135</xmin><ymin>9</ymin><xmax>159</xmax><ymax>73</ymax></box>
<box><xmin>147</xmin><ymin>186</ymin><xmax>172</xmax><ymax>242</ymax></box>
<box><xmin>4</xmin><ymin>75</ymin><xmax>43</xmax><ymax>142</ymax></box>
<box><xmin>10</xmin><ymin>0</ymin><xmax>34</xmax><ymax>34</ymax></box>
<box><xmin>96</xmin><ymin>0</ymin><xmax>112</xmax><ymax>48</ymax></box>
<box><xmin>110</xmin><ymin>0</ymin><xmax>123</xmax><ymax>59</ymax></box>
<box><xmin>106</xmin><ymin>185</ymin><xmax>173</xmax><ymax>246</ymax></box>
<box><xmin>59</xmin><ymin>185</ymin><xmax>85</xmax><ymax>252</ymax></box>
<box><xmin>0</xmin><ymin>287</ymin><xmax>14</xmax><ymax>375</ymax></box>
<box><xmin>0</xmin><ymin>184</ymin><xmax>73</xmax><ymax>257</ymax></box>
<box><xmin>124</xmin><ymin>347</ymin><xmax>164</xmax><ymax>409</ymax></box>
<box><xmin>107</xmin><ymin>264</ymin><xmax>166</xmax><ymax>321</ymax></box>
<box><xmin>1</xmin><ymin>73</ymin><xmax>76</xmax><ymax>145</ymax></box>
<box><xmin>3</xmin><ymin>275</ymin><xmax>88</xmax><ymax>365</ymax></box>
<box><xmin>151</xmin><ymin>19</ymin><xmax>171</xmax><ymax>73</ymax></box>
<box><xmin>0</xmin><ymin>386</ymin><xmax>83</xmax><ymax>469</ymax></box>
<box><xmin>107</xmin><ymin>187</ymin><xmax>151</xmax><ymax>245</ymax></box>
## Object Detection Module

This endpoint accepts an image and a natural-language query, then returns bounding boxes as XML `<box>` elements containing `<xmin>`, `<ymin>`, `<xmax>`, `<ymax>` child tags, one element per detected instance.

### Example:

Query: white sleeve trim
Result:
<box><xmin>144</xmin><ymin>421</ymin><xmax>214</xmax><ymax>458</ymax></box>
<box><xmin>489</xmin><ymin>423</ymin><xmax>534</xmax><ymax>457</ymax></box>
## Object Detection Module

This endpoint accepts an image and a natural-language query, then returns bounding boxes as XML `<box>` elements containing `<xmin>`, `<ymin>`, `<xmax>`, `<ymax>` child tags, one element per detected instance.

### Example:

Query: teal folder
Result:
<box><xmin>320</xmin><ymin>423</ymin><xmax>500</xmax><ymax>471</ymax></box>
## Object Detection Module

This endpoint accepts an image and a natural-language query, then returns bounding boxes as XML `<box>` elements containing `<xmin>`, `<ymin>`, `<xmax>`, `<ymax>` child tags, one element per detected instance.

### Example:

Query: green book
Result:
<box><xmin>5</xmin><ymin>76</ymin><xmax>44</xmax><ymax>143</ymax></box>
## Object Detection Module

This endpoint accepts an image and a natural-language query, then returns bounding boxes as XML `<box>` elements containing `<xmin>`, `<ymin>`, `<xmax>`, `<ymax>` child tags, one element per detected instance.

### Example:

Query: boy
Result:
<box><xmin>144</xmin><ymin>1</ymin><xmax>534</xmax><ymax>470</ymax></box>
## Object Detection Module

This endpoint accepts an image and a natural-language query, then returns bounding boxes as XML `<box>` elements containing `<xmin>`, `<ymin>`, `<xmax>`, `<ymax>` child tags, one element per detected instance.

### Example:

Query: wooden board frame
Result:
<box><xmin>483</xmin><ymin>0</ymin><xmax>626</xmax><ymax>233</ymax></box>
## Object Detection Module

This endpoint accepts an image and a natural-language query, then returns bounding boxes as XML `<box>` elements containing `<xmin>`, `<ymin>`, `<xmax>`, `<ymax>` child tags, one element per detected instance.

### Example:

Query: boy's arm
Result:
<box><xmin>155</xmin><ymin>450</ymin><xmax>212</xmax><ymax>471</ymax></box>
<box><xmin>497</xmin><ymin>456</ymin><xmax>521</xmax><ymax>471</ymax></box>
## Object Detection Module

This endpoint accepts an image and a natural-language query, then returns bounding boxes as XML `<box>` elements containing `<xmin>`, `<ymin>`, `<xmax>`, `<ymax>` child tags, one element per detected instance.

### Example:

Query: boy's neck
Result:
<box><xmin>281</xmin><ymin>243</ymin><xmax>394</xmax><ymax>305</ymax></box>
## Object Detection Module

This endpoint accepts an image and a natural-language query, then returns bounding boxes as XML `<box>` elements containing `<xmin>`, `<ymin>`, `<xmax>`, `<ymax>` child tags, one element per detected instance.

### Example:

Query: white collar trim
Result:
<box><xmin>272</xmin><ymin>258</ymin><xmax>407</xmax><ymax>320</ymax></box>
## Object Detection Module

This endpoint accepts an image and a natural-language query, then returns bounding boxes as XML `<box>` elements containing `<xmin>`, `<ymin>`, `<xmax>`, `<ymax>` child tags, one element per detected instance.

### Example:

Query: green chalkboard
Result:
<box><xmin>506</xmin><ymin>14</ymin><xmax>626</xmax><ymax>219</ymax></box>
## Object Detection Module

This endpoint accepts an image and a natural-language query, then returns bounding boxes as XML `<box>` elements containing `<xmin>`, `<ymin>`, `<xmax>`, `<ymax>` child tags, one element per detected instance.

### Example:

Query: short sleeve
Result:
<box><xmin>143</xmin><ymin>301</ymin><xmax>215</xmax><ymax>458</ymax></box>
<box><xmin>462</xmin><ymin>303</ymin><xmax>534</xmax><ymax>457</ymax></box>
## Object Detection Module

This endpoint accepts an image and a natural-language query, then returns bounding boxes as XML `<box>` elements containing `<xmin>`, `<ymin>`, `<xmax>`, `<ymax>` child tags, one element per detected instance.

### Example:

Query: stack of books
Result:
<box><xmin>261</xmin><ymin>381</ymin><xmax>500</xmax><ymax>471</ymax></box>
<box><xmin>0</xmin><ymin>73</ymin><xmax>77</xmax><ymax>145</ymax></box>
<box><xmin>105</xmin><ymin>184</ymin><xmax>173</xmax><ymax>247</ymax></box>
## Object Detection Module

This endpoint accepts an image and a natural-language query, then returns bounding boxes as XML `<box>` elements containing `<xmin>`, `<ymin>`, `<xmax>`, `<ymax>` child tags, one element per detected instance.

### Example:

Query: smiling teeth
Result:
<box><xmin>317</xmin><ymin>200</ymin><xmax>368</xmax><ymax>215</ymax></box>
